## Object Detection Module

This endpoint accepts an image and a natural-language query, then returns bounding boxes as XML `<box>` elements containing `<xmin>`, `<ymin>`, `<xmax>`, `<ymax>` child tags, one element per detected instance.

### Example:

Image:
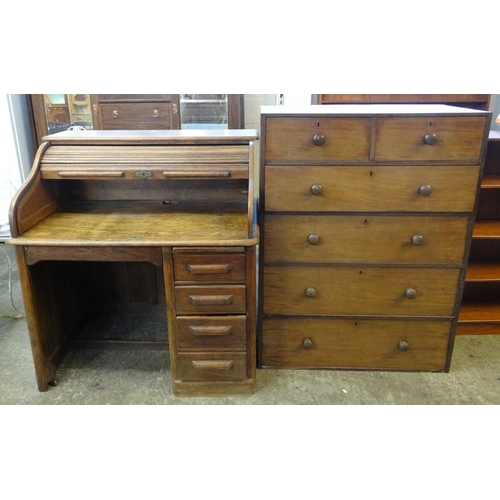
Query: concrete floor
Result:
<box><xmin>1</xmin><ymin>242</ymin><xmax>500</xmax><ymax>405</ymax></box>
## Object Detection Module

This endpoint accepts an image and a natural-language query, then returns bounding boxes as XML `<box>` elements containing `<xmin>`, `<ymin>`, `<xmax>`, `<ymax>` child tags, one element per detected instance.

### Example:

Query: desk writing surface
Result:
<box><xmin>8</xmin><ymin>200</ymin><xmax>254</xmax><ymax>247</ymax></box>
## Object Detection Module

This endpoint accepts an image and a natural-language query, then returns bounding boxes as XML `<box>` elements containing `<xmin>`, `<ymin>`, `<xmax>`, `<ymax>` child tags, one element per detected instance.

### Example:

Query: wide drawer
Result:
<box><xmin>261</xmin><ymin>317</ymin><xmax>450</xmax><ymax>371</ymax></box>
<box><xmin>177</xmin><ymin>315</ymin><xmax>247</xmax><ymax>349</ymax></box>
<box><xmin>374</xmin><ymin>116</ymin><xmax>486</xmax><ymax>163</ymax></box>
<box><xmin>177</xmin><ymin>352</ymin><xmax>247</xmax><ymax>381</ymax></box>
<box><xmin>100</xmin><ymin>102</ymin><xmax>172</xmax><ymax>129</ymax></box>
<box><xmin>263</xmin><ymin>266</ymin><xmax>460</xmax><ymax>316</ymax></box>
<box><xmin>175</xmin><ymin>285</ymin><xmax>246</xmax><ymax>315</ymax></box>
<box><xmin>174</xmin><ymin>253</ymin><xmax>245</xmax><ymax>282</ymax></box>
<box><xmin>264</xmin><ymin>214</ymin><xmax>469</xmax><ymax>264</ymax></box>
<box><xmin>265</xmin><ymin>117</ymin><xmax>372</xmax><ymax>164</ymax></box>
<box><xmin>264</xmin><ymin>165</ymin><xmax>480</xmax><ymax>212</ymax></box>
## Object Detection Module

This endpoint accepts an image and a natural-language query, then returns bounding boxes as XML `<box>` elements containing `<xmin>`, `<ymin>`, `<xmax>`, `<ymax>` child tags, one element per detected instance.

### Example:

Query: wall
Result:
<box><xmin>0</xmin><ymin>95</ymin><xmax>34</xmax><ymax>240</ymax></box>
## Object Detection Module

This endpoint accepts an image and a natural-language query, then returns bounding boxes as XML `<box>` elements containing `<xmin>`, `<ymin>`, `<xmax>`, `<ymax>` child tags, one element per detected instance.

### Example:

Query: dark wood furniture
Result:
<box><xmin>258</xmin><ymin>104</ymin><xmax>491</xmax><ymax>372</ymax></box>
<box><xmin>8</xmin><ymin>129</ymin><xmax>259</xmax><ymax>396</ymax></box>
<box><xmin>459</xmin><ymin>131</ymin><xmax>500</xmax><ymax>334</ymax></box>
<box><xmin>29</xmin><ymin>94</ymin><xmax>245</xmax><ymax>147</ymax></box>
<box><xmin>91</xmin><ymin>94</ymin><xmax>181</xmax><ymax>130</ymax></box>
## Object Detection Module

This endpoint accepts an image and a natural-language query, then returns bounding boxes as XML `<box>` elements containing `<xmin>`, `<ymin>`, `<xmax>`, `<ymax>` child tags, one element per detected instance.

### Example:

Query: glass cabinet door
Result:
<box><xmin>43</xmin><ymin>94</ymin><xmax>94</xmax><ymax>134</ymax></box>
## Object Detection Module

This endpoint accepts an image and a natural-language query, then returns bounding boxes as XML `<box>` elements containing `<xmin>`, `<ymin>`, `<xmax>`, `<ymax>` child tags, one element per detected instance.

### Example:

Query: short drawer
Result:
<box><xmin>175</xmin><ymin>285</ymin><xmax>246</xmax><ymax>315</ymax></box>
<box><xmin>264</xmin><ymin>214</ymin><xmax>469</xmax><ymax>264</ymax></box>
<box><xmin>177</xmin><ymin>315</ymin><xmax>247</xmax><ymax>349</ymax></box>
<box><xmin>264</xmin><ymin>165</ymin><xmax>480</xmax><ymax>213</ymax></box>
<box><xmin>174</xmin><ymin>253</ymin><xmax>245</xmax><ymax>282</ymax></box>
<box><xmin>100</xmin><ymin>102</ymin><xmax>172</xmax><ymax>130</ymax></box>
<box><xmin>374</xmin><ymin>116</ymin><xmax>486</xmax><ymax>163</ymax></box>
<box><xmin>263</xmin><ymin>266</ymin><xmax>460</xmax><ymax>317</ymax></box>
<box><xmin>177</xmin><ymin>352</ymin><xmax>247</xmax><ymax>381</ymax></box>
<box><xmin>261</xmin><ymin>317</ymin><xmax>450</xmax><ymax>371</ymax></box>
<box><xmin>265</xmin><ymin>117</ymin><xmax>371</xmax><ymax>164</ymax></box>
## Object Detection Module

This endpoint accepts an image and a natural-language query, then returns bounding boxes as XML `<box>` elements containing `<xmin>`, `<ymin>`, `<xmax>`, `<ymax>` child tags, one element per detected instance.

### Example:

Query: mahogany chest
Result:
<box><xmin>258</xmin><ymin>104</ymin><xmax>491</xmax><ymax>372</ymax></box>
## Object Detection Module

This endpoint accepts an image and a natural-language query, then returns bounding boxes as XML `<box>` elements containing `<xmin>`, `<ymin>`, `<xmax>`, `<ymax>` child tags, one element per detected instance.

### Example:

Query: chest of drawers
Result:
<box><xmin>258</xmin><ymin>104</ymin><xmax>491</xmax><ymax>372</ymax></box>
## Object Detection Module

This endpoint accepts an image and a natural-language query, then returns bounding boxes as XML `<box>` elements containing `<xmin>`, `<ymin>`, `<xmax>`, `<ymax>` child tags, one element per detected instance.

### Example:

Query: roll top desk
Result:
<box><xmin>8</xmin><ymin>129</ymin><xmax>259</xmax><ymax>396</ymax></box>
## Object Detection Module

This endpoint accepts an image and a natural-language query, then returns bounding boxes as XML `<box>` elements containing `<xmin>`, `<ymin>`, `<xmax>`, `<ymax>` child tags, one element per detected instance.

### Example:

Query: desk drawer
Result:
<box><xmin>174</xmin><ymin>253</ymin><xmax>245</xmax><ymax>282</ymax></box>
<box><xmin>177</xmin><ymin>352</ymin><xmax>247</xmax><ymax>381</ymax></box>
<box><xmin>99</xmin><ymin>102</ymin><xmax>172</xmax><ymax>129</ymax></box>
<box><xmin>261</xmin><ymin>317</ymin><xmax>450</xmax><ymax>371</ymax></box>
<box><xmin>264</xmin><ymin>214</ymin><xmax>469</xmax><ymax>264</ymax></box>
<box><xmin>265</xmin><ymin>117</ymin><xmax>371</xmax><ymax>163</ymax></box>
<box><xmin>177</xmin><ymin>315</ymin><xmax>247</xmax><ymax>349</ymax></box>
<box><xmin>264</xmin><ymin>165</ymin><xmax>480</xmax><ymax>212</ymax></box>
<box><xmin>374</xmin><ymin>116</ymin><xmax>486</xmax><ymax>163</ymax></box>
<box><xmin>263</xmin><ymin>266</ymin><xmax>460</xmax><ymax>316</ymax></box>
<box><xmin>175</xmin><ymin>285</ymin><xmax>246</xmax><ymax>315</ymax></box>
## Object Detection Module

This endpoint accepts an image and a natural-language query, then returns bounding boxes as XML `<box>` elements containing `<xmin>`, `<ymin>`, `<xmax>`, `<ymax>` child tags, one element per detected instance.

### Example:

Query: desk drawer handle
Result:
<box><xmin>112</xmin><ymin>110</ymin><xmax>118</xmax><ymax>118</ymax></box>
<box><xmin>186</xmin><ymin>264</ymin><xmax>233</xmax><ymax>275</ymax></box>
<box><xmin>188</xmin><ymin>325</ymin><xmax>234</xmax><ymax>336</ymax></box>
<box><xmin>153</xmin><ymin>109</ymin><xmax>159</xmax><ymax>117</ymax></box>
<box><xmin>191</xmin><ymin>360</ymin><xmax>234</xmax><ymax>371</ymax></box>
<box><xmin>188</xmin><ymin>295</ymin><xmax>234</xmax><ymax>306</ymax></box>
<box><xmin>163</xmin><ymin>171</ymin><xmax>231</xmax><ymax>178</ymax></box>
<box><xmin>57</xmin><ymin>171</ymin><xmax>124</xmax><ymax>178</ymax></box>
<box><xmin>424</xmin><ymin>133</ymin><xmax>438</xmax><ymax>145</ymax></box>
<box><xmin>313</xmin><ymin>134</ymin><xmax>325</xmax><ymax>146</ymax></box>
<box><xmin>405</xmin><ymin>288</ymin><xmax>417</xmax><ymax>299</ymax></box>
<box><xmin>305</xmin><ymin>287</ymin><xmax>316</xmax><ymax>298</ymax></box>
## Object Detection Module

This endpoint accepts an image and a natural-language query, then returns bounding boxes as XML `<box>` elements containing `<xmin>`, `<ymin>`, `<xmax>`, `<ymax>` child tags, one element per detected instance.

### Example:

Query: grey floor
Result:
<box><xmin>1</xmin><ymin>242</ymin><xmax>500</xmax><ymax>405</ymax></box>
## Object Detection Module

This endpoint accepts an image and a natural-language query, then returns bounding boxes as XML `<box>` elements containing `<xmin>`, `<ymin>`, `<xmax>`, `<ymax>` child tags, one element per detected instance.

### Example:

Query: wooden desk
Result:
<box><xmin>8</xmin><ymin>130</ymin><xmax>259</xmax><ymax>396</ymax></box>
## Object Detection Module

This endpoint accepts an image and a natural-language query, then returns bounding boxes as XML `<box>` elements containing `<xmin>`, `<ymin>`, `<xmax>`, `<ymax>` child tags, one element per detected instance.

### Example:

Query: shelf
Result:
<box><xmin>466</xmin><ymin>261</ymin><xmax>500</xmax><ymax>281</ymax></box>
<box><xmin>457</xmin><ymin>302</ymin><xmax>500</xmax><ymax>335</ymax></box>
<box><xmin>481</xmin><ymin>175</ymin><xmax>500</xmax><ymax>188</ymax></box>
<box><xmin>472</xmin><ymin>221</ymin><xmax>500</xmax><ymax>239</ymax></box>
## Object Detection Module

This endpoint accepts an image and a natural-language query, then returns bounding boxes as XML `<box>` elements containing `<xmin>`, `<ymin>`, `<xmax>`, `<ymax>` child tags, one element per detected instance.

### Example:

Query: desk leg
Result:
<box><xmin>15</xmin><ymin>247</ymin><xmax>56</xmax><ymax>391</ymax></box>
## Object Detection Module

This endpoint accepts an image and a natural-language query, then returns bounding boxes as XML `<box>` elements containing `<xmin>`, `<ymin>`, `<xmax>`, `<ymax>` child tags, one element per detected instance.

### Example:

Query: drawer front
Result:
<box><xmin>177</xmin><ymin>315</ymin><xmax>247</xmax><ymax>349</ymax></box>
<box><xmin>261</xmin><ymin>317</ymin><xmax>450</xmax><ymax>371</ymax></box>
<box><xmin>264</xmin><ymin>214</ymin><xmax>469</xmax><ymax>264</ymax></box>
<box><xmin>174</xmin><ymin>253</ymin><xmax>245</xmax><ymax>282</ymax></box>
<box><xmin>175</xmin><ymin>285</ymin><xmax>246</xmax><ymax>315</ymax></box>
<box><xmin>265</xmin><ymin>117</ymin><xmax>372</xmax><ymax>163</ymax></box>
<box><xmin>100</xmin><ymin>102</ymin><xmax>172</xmax><ymax>130</ymax></box>
<box><xmin>177</xmin><ymin>352</ymin><xmax>247</xmax><ymax>381</ymax></box>
<box><xmin>263</xmin><ymin>266</ymin><xmax>460</xmax><ymax>316</ymax></box>
<box><xmin>375</xmin><ymin>116</ymin><xmax>486</xmax><ymax>163</ymax></box>
<box><xmin>264</xmin><ymin>166</ymin><xmax>480</xmax><ymax>212</ymax></box>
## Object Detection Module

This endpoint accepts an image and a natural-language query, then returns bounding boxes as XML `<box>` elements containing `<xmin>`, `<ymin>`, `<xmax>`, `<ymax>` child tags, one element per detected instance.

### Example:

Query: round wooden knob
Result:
<box><xmin>302</xmin><ymin>339</ymin><xmax>313</xmax><ymax>350</ymax></box>
<box><xmin>313</xmin><ymin>134</ymin><xmax>325</xmax><ymax>146</ymax></box>
<box><xmin>418</xmin><ymin>185</ymin><xmax>433</xmax><ymax>196</ymax></box>
<box><xmin>411</xmin><ymin>235</ymin><xmax>424</xmax><ymax>246</ymax></box>
<box><xmin>405</xmin><ymin>288</ymin><xmax>417</xmax><ymax>299</ymax></box>
<box><xmin>305</xmin><ymin>287</ymin><xmax>316</xmax><ymax>298</ymax></box>
<box><xmin>424</xmin><ymin>133</ymin><xmax>438</xmax><ymax>145</ymax></box>
<box><xmin>398</xmin><ymin>340</ymin><xmax>410</xmax><ymax>352</ymax></box>
<box><xmin>308</xmin><ymin>234</ymin><xmax>320</xmax><ymax>245</ymax></box>
<box><xmin>310</xmin><ymin>184</ymin><xmax>323</xmax><ymax>196</ymax></box>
